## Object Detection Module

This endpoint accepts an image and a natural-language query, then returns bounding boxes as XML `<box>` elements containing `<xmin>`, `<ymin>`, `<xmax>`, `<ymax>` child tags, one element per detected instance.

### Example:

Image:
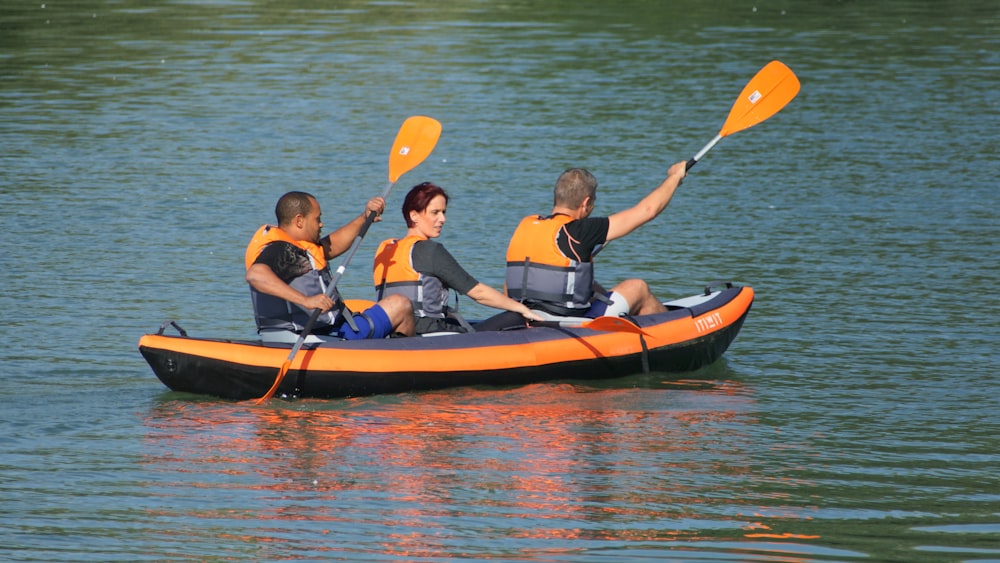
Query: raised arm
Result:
<box><xmin>322</xmin><ymin>196</ymin><xmax>386</xmax><ymax>258</ymax></box>
<box><xmin>606</xmin><ymin>161</ymin><xmax>687</xmax><ymax>242</ymax></box>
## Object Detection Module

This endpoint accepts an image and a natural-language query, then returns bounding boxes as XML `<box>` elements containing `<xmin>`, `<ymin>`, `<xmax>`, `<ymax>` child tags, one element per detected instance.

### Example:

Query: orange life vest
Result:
<box><xmin>245</xmin><ymin>224</ymin><xmax>327</xmax><ymax>271</ymax></box>
<box><xmin>373</xmin><ymin>235</ymin><xmax>449</xmax><ymax>318</ymax></box>
<box><xmin>245</xmin><ymin>224</ymin><xmax>338</xmax><ymax>333</ymax></box>
<box><xmin>505</xmin><ymin>214</ymin><xmax>596</xmax><ymax>314</ymax></box>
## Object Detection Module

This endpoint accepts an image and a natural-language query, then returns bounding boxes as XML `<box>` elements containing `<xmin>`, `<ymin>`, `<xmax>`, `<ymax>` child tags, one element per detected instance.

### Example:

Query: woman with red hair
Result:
<box><xmin>373</xmin><ymin>182</ymin><xmax>542</xmax><ymax>334</ymax></box>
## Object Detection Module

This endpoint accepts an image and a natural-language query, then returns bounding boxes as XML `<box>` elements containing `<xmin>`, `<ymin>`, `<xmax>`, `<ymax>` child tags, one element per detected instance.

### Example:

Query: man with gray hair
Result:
<box><xmin>504</xmin><ymin>161</ymin><xmax>688</xmax><ymax>318</ymax></box>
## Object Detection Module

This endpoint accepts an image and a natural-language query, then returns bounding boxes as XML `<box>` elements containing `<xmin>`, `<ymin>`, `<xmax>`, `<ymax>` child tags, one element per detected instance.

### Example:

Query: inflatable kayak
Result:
<box><xmin>138</xmin><ymin>283</ymin><xmax>753</xmax><ymax>400</ymax></box>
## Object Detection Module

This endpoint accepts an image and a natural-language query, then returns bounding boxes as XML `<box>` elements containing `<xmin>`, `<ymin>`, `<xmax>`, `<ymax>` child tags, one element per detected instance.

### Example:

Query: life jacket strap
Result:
<box><xmin>337</xmin><ymin>301</ymin><xmax>360</xmax><ymax>333</ymax></box>
<box><xmin>518</xmin><ymin>256</ymin><xmax>531</xmax><ymax>303</ymax></box>
<box><xmin>593</xmin><ymin>291</ymin><xmax>614</xmax><ymax>305</ymax></box>
<box><xmin>446</xmin><ymin>290</ymin><xmax>476</xmax><ymax>332</ymax></box>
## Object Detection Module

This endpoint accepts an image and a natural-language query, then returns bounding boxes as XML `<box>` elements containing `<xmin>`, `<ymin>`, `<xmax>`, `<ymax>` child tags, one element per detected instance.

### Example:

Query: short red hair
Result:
<box><xmin>402</xmin><ymin>182</ymin><xmax>449</xmax><ymax>228</ymax></box>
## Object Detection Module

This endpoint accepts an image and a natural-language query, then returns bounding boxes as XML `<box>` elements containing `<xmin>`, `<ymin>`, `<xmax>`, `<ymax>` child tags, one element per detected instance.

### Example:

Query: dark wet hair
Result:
<box><xmin>275</xmin><ymin>191</ymin><xmax>316</xmax><ymax>226</ymax></box>
<box><xmin>402</xmin><ymin>182</ymin><xmax>449</xmax><ymax>228</ymax></box>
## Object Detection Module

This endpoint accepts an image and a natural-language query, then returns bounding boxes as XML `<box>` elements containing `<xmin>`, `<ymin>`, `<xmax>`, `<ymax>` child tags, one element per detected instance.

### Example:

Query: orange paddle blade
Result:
<box><xmin>388</xmin><ymin>116</ymin><xmax>442</xmax><ymax>183</ymax></box>
<box><xmin>583</xmin><ymin>316</ymin><xmax>651</xmax><ymax>336</ymax></box>
<box><xmin>254</xmin><ymin>359</ymin><xmax>291</xmax><ymax>404</ymax></box>
<box><xmin>719</xmin><ymin>60</ymin><xmax>800</xmax><ymax>137</ymax></box>
<box><xmin>530</xmin><ymin>316</ymin><xmax>650</xmax><ymax>335</ymax></box>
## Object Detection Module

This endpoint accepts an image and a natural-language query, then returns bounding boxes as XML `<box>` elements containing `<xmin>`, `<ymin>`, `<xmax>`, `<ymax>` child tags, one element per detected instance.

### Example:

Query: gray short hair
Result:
<box><xmin>553</xmin><ymin>168</ymin><xmax>597</xmax><ymax>208</ymax></box>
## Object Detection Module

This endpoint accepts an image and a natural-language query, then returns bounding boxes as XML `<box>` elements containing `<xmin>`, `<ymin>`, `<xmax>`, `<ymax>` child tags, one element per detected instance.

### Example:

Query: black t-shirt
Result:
<box><xmin>253</xmin><ymin>241</ymin><xmax>315</xmax><ymax>282</ymax></box>
<box><xmin>411</xmin><ymin>240</ymin><xmax>479</xmax><ymax>294</ymax></box>
<box><xmin>555</xmin><ymin>215</ymin><xmax>610</xmax><ymax>262</ymax></box>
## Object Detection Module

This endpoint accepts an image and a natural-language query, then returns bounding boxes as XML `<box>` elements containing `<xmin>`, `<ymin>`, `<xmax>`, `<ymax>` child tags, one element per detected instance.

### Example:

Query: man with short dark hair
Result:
<box><xmin>245</xmin><ymin>191</ymin><xmax>414</xmax><ymax>342</ymax></box>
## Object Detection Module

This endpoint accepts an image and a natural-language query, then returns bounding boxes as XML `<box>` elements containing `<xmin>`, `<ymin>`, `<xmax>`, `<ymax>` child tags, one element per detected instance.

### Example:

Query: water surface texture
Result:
<box><xmin>2</xmin><ymin>1</ymin><xmax>998</xmax><ymax>561</ymax></box>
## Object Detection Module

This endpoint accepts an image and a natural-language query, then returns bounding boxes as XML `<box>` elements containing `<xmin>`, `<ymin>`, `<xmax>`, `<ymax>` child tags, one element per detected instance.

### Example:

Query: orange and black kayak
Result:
<box><xmin>138</xmin><ymin>284</ymin><xmax>753</xmax><ymax>400</ymax></box>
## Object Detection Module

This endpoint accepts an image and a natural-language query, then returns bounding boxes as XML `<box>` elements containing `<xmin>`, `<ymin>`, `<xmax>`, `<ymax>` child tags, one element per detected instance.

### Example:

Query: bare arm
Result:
<box><xmin>246</xmin><ymin>263</ymin><xmax>334</xmax><ymax>312</ymax></box>
<box><xmin>322</xmin><ymin>196</ymin><xmax>386</xmax><ymax>258</ymax></box>
<box><xmin>606</xmin><ymin>161</ymin><xmax>687</xmax><ymax>242</ymax></box>
<box><xmin>466</xmin><ymin>283</ymin><xmax>544</xmax><ymax>321</ymax></box>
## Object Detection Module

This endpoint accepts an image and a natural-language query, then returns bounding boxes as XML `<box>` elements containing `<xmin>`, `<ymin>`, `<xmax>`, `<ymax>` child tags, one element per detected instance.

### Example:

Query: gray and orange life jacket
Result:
<box><xmin>245</xmin><ymin>224</ymin><xmax>341</xmax><ymax>333</ymax></box>
<box><xmin>504</xmin><ymin>214</ymin><xmax>596</xmax><ymax>314</ymax></box>
<box><xmin>373</xmin><ymin>235</ymin><xmax>450</xmax><ymax>318</ymax></box>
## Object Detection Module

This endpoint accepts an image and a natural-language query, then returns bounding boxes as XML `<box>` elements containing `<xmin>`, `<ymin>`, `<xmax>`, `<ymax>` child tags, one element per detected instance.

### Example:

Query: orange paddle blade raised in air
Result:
<box><xmin>388</xmin><ymin>116</ymin><xmax>442</xmax><ymax>183</ymax></box>
<box><xmin>719</xmin><ymin>60</ymin><xmax>800</xmax><ymax>137</ymax></box>
<box><xmin>687</xmin><ymin>60</ymin><xmax>800</xmax><ymax>169</ymax></box>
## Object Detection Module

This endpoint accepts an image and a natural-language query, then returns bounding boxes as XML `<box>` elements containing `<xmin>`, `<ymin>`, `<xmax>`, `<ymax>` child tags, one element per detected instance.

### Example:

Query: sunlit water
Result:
<box><xmin>1</xmin><ymin>1</ymin><xmax>997</xmax><ymax>561</ymax></box>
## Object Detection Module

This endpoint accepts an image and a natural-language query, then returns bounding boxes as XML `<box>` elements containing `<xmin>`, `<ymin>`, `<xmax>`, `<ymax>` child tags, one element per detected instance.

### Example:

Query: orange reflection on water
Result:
<box><xmin>140</xmin><ymin>380</ymin><xmax>821</xmax><ymax>557</ymax></box>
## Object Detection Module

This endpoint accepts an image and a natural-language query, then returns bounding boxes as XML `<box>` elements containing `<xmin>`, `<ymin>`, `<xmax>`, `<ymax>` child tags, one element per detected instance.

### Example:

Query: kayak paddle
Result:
<box><xmin>254</xmin><ymin>115</ymin><xmax>443</xmax><ymax>404</ymax></box>
<box><xmin>686</xmin><ymin>60</ymin><xmax>800</xmax><ymax>170</ymax></box>
<box><xmin>532</xmin><ymin>316</ymin><xmax>651</xmax><ymax>336</ymax></box>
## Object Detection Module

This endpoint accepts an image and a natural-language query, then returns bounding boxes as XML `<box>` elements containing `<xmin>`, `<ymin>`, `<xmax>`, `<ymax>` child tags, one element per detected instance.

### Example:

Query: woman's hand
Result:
<box><xmin>519</xmin><ymin>306</ymin><xmax>545</xmax><ymax>322</ymax></box>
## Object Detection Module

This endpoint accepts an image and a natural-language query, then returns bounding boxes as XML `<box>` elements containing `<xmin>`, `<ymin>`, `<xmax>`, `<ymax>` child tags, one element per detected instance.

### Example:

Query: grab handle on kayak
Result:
<box><xmin>703</xmin><ymin>281</ymin><xmax>735</xmax><ymax>295</ymax></box>
<box><xmin>157</xmin><ymin>320</ymin><xmax>188</xmax><ymax>337</ymax></box>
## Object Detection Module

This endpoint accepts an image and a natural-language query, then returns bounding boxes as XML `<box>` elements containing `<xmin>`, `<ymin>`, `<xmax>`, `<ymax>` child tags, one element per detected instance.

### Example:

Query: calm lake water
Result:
<box><xmin>2</xmin><ymin>0</ymin><xmax>998</xmax><ymax>561</ymax></box>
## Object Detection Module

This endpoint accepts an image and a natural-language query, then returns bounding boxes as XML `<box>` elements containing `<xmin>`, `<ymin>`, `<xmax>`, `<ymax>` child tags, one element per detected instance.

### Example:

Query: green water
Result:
<box><xmin>1</xmin><ymin>1</ymin><xmax>997</xmax><ymax>561</ymax></box>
